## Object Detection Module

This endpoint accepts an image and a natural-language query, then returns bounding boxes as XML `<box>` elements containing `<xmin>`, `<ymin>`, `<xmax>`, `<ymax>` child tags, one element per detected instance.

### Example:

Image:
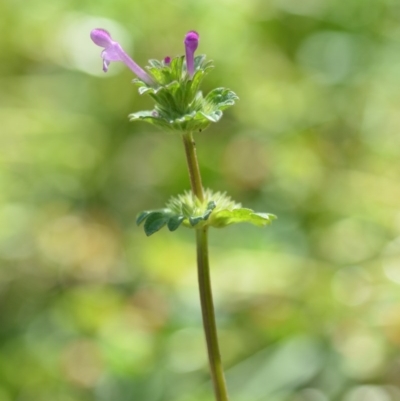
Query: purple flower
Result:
<box><xmin>90</xmin><ymin>28</ymin><xmax>153</xmax><ymax>85</ymax></box>
<box><xmin>184</xmin><ymin>31</ymin><xmax>199</xmax><ymax>78</ymax></box>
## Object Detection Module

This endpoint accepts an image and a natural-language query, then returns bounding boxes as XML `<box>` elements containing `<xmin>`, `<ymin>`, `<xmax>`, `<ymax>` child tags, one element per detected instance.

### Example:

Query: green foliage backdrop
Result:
<box><xmin>1</xmin><ymin>0</ymin><xmax>400</xmax><ymax>400</ymax></box>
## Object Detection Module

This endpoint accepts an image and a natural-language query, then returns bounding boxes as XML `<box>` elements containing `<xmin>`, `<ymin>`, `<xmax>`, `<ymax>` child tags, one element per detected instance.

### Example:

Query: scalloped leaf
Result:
<box><xmin>193</xmin><ymin>55</ymin><xmax>214</xmax><ymax>73</ymax></box>
<box><xmin>138</xmin><ymin>86</ymin><xmax>153</xmax><ymax>95</ymax></box>
<box><xmin>129</xmin><ymin>108</ymin><xmax>215</xmax><ymax>132</ymax></box>
<box><xmin>143</xmin><ymin>212</ymin><xmax>170</xmax><ymax>236</ymax></box>
<box><xmin>170</xmin><ymin>56</ymin><xmax>185</xmax><ymax>81</ymax></box>
<box><xmin>205</xmin><ymin>88</ymin><xmax>239</xmax><ymax>110</ymax></box>
<box><xmin>167</xmin><ymin>215</ymin><xmax>185</xmax><ymax>231</ymax></box>
<box><xmin>200</xmin><ymin>110</ymin><xmax>222</xmax><ymax>123</ymax></box>
<box><xmin>194</xmin><ymin>54</ymin><xmax>206</xmax><ymax>70</ymax></box>
<box><xmin>212</xmin><ymin>208</ymin><xmax>276</xmax><ymax>228</ymax></box>
<box><xmin>207</xmin><ymin>201</ymin><xmax>216</xmax><ymax>210</ymax></box>
<box><xmin>136</xmin><ymin>211</ymin><xmax>151</xmax><ymax>225</ymax></box>
<box><xmin>187</xmin><ymin>201</ymin><xmax>215</xmax><ymax>226</ymax></box>
<box><xmin>137</xmin><ymin>208</ymin><xmax>187</xmax><ymax>235</ymax></box>
<box><xmin>129</xmin><ymin>110</ymin><xmax>155</xmax><ymax>119</ymax></box>
<box><xmin>148</xmin><ymin>59</ymin><xmax>163</xmax><ymax>68</ymax></box>
<box><xmin>189</xmin><ymin>215</ymin><xmax>204</xmax><ymax>226</ymax></box>
<box><xmin>129</xmin><ymin>111</ymin><xmax>173</xmax><ymax>130</ymax></box>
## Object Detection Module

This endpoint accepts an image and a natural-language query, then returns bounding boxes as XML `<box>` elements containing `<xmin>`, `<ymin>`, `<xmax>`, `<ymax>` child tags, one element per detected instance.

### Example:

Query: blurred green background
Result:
<box><xmin>1</xmin><ymin>0</ymin><xmax>400</xmax><ymax>400</ymax></box>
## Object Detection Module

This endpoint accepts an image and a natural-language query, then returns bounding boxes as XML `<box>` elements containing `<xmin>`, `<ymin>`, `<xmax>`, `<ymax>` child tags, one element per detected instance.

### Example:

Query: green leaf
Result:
<box><xmin>143</xmin><ymin>212</ymin><xmax>170</xmax><ymax>236</ymax></box>
<box><xmin>202</xmin><ymin>201</ymin><xmax>216</xmax><ymax>220</ymax></box>
<box><xmin>167</xmin><ymin>215</ymin><xmax>184</xmax><ymax>231</ymax></box>
<box><xmin>248</xmin><ymin>212</ymin><xmax>277</xmax><ymax>226</ymax></box>
<box><xmin>189</xmin><ymin>216</ymin><xmax>204</xmax><ymax>226</ymax></box>
<box><xmin>207</xmin><ymin>201</ymin><xmax>216</xmax><ymax>211</ymax></box>
<box><xmin>129</xmin><ymin>110</ymin><xmax>155</xmax><ymax>119</ymax></box>
<box><xmin>147</xmin><ymin>59</ymin><xmax>163</xmax><ymax>68</ymax></box>
<box><xmin>188</xmin><ymin>202</ymin><xmax>216</xmax><ymax>227</ymax></box>
<box><xmin>205</xmin><ymin>88</ymin><xmax>239</xmax><ymax>110</ymax></box>
<box><xmin>212</xmin><ymin>208</ymin><xmax>276</xmax><ymax>228</ymax></box>
<box><xmin>138</xmin><ymin>86</ymin><xmax>153</xmax><ymax>95</ymax></box>
<box><xmin>193</xmin><ymin>55</ymin><xmax>214</xmax><ymax>75</ymax></box>
<box><xmin>194</xmin><ymin>54</ymin><xmax>206</xmax><ymax>69</ymax></box>
<box><xmin>170</xmin><ymin>56</ymin><xmax>185</xmax><ymax>81</ymax></box>
<box><xmin>136</xmin><ymin>211</ymin><xmax>151</xmax><ymax>225</ymax></box>
<box><xmin>129</xmin><ymin>111</ymin><xmax>173</xmax><ymax>130</ymax></box>
<box><xmin>200</xmin><ymin>110</ymin><xmax>222</xmax><ymax>123</ymax></box>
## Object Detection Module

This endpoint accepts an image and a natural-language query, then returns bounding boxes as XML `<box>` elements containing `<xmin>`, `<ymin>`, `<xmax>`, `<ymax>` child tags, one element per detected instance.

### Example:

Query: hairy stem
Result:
<box><xmin>182</xmin><ymin>132</ymin><xmax>229</xmax><ymax>401</ymax></box>
<box><xmin>196</xmin><ymin>227</ymin><xmax>229</xmax><ymax>401</ymax></box>
<box><xmin>182</xmin><ymin>132</ymin><xmax>204</xmax><ymax>202</ymax></box>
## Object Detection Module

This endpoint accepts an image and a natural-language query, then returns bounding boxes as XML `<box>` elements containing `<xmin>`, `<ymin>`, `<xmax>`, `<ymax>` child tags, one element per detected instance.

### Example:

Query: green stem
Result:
<box><xmin>182</xmin><ymin>132</ymin><xmax>204</xmax><ymax>202</ymax></box>
<box><xmin>196</xmin><ymin>227</ymin><xmax>229</xmax><ymax>401</ymax></box>
<box><xmin>182</xmin><ymin>132</ymin><xmax>230</xmax><ymax>401</ymax></box>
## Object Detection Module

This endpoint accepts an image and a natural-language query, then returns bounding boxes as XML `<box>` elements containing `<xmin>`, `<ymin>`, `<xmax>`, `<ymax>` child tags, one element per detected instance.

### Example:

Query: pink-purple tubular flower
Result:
<box><xmin>184</xmin><ymin>31</ymin><xmax>199</xmax><ymax>78</ymax></box>
<box><xmin>90</xmin><ymin>28</ymin><xmax>153</xmax><ymax>85</ymax></box>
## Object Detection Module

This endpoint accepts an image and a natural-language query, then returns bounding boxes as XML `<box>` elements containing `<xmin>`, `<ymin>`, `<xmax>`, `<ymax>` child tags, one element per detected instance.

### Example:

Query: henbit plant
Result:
<box><xmin>91</xmin><ymin>28</ymin><xmax>275</xmax><ymax>401</ymax></box>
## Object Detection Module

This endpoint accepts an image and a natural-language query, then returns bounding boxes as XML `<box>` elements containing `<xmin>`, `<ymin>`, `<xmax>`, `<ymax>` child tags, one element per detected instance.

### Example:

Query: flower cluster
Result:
<box><xmin>90</xmin><ymin>29</ymin><xmax>238</xmax><ymax>132</ymax></box>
